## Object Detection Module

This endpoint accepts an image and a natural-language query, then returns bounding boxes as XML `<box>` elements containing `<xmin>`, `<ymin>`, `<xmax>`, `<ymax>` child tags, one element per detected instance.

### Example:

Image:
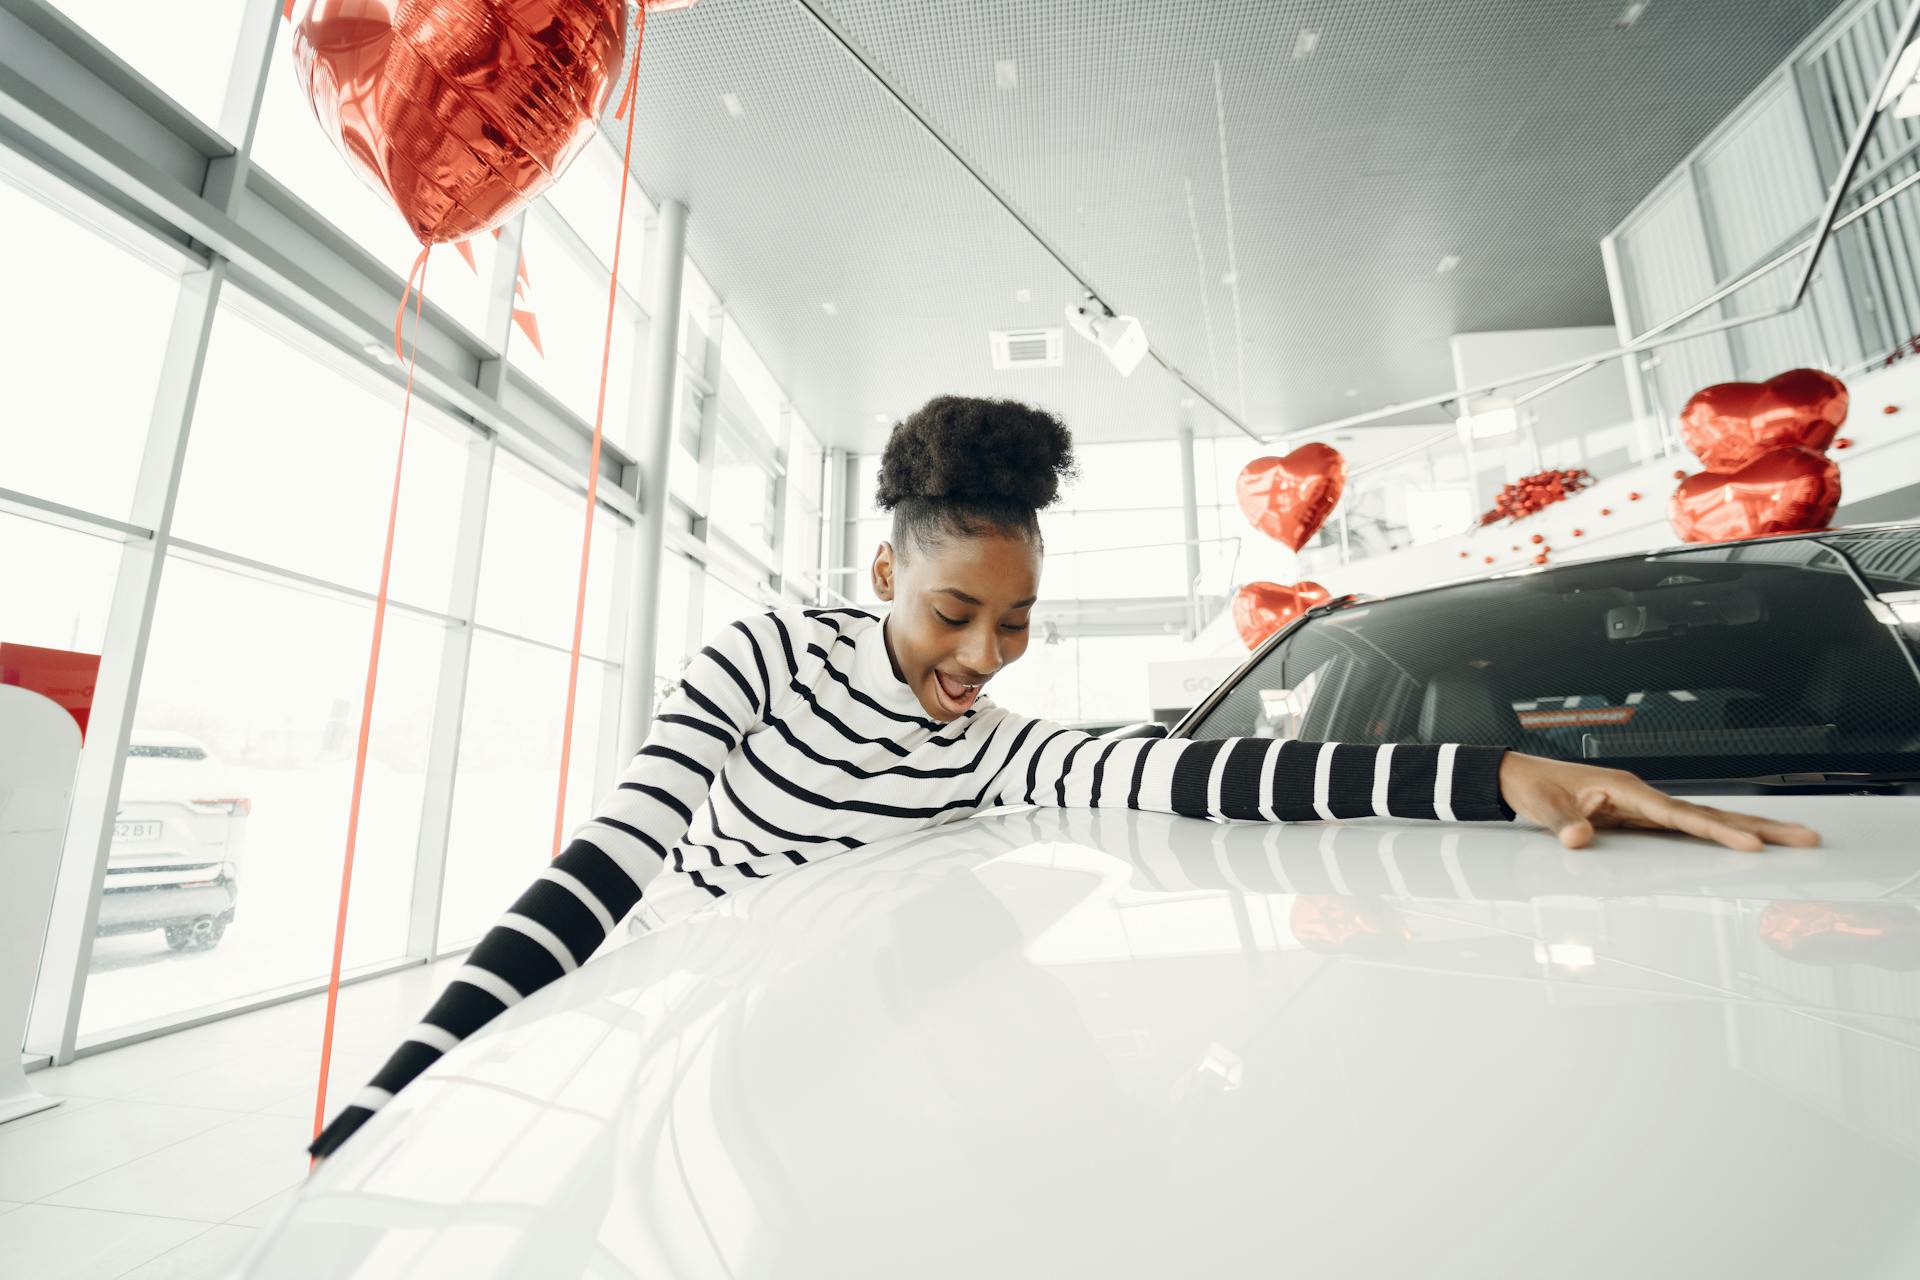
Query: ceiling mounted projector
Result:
<box><xmin>1065</xmin><ymin>294</ymin><xmax>1149</xmax><ymax>376</ymax></box>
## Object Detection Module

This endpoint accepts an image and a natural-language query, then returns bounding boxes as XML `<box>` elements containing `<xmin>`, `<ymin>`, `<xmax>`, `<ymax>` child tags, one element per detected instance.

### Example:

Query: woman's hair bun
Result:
<box><xmin>875</xmin><ymin>396</ymin><xmax>1076</xmax><ymax>514</ymax></box>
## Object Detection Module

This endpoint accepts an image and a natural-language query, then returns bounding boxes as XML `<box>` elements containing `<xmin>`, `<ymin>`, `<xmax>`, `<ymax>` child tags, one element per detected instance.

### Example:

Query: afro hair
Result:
<box><xmin>874</xmin><ymin>396</ymin><xmax>1077</xmax><ymax>555</ymax></box>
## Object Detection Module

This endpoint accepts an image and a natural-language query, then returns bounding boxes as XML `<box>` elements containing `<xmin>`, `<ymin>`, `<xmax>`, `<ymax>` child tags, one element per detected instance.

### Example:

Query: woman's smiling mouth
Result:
<box><xmin>931</xmin><ymin>668</ymin><xmax>985</xmax><ymax>715</ymax></box>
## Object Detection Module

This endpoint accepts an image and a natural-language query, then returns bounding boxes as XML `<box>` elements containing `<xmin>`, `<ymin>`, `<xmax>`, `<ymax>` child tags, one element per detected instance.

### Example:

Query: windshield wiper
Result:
<box><xmin>1649</xmin><ymin>771</ymin><xmax>1920</xmax><ymax>794</ymax></box>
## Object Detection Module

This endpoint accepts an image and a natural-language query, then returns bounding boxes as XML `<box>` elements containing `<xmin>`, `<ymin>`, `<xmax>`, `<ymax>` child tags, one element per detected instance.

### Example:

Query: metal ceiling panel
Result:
<box><xmin>610</xmin><ymin>0</ymin><xmax>1849</xmax><ymax>450</ymax></box>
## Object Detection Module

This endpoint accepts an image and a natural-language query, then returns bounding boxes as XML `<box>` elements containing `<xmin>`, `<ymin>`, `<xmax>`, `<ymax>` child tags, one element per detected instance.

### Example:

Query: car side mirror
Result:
<box><xmin>1101</xmin><ymin>721</ymin><xmax>1168</xmax><ymax>740</ymax></box>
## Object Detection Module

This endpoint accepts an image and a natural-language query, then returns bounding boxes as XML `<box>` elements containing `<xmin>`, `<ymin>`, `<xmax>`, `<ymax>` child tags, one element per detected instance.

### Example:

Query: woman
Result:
<box><xmin>310</xmin><ymin>395</ymin><xmax>1816</xmax><ymax>1159</ymax></box>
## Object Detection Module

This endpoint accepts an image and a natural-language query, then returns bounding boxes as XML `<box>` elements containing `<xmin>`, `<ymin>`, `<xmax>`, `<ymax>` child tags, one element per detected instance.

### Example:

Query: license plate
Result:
<box><xmin>114</xmin><ymin>821</ymin><xmax>162</xmax><ymax>841</ymax></box>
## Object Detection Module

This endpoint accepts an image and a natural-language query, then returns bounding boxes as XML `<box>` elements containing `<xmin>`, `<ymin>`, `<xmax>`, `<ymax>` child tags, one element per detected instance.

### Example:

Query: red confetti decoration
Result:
<box><xmin>1477</xmin><ymin>467</ymin><xmax>1596</xmax><ymax>526</ymax></box>
<box><xmin>1672</xmin><ymin>470</ymin><xmax>1687</xmax><ymax>480</ymax></box>
<box><xmin>1571</xmin><ymin>528</ymin><xmax>1584</xmax><ymax>537</ymax></box>
<box><xmin>1458</xmin><ymin>550</ymin><xmax>1469</xmax><ymax>559</ymax></box>
<box><xmin>1882</xmin><ymin>335</ymin><xmax>1920</xmax><ymax>368</ymax></box>
<box><xmin>1483</xmin><ymin>556</ymin><xmax>1495</xmax><ymax>564</ymax></box>
<box><xmin>1533</xmin><ymin>553</ymin><xmax>1549</xmax><ymax>566</ymax></box>
<box><xmin>1600</xmin><ymin>507</ymin><xmax>1613</xmax><ymax>516</ymax></box>
<box><xmin>1885</xmin><ymin>404</ymin><xmax>1900</xmax><ymax>415</ymax></box>
<box><xmin>1529</xmin><ymin>533</ymin><xmax>1544</xmax><ymax>544</ymax></box>
<box><xmin>1628</xmin><ymin>491</ymin><xmax>1642</xmax><ymax>502</ymax></box>
<box><xmin>1511</xmin><ymin>545</ymin><xmax>1520</xmax><ymax>552</ymax></box>
<box><xmin>1835</xmin><ymin>437</ymin><xmax>1853</xmax><ymax>450</ymax></box>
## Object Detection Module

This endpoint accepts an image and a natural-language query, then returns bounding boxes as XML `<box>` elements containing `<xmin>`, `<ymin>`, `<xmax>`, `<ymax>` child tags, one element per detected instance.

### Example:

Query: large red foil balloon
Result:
<box><xmin>1231</xmin><ymin>580</ymin><xmax>1330</xmax><ymax>650</ymax></box>
<box><xmin>291</xmin><ymin>0</ymin><xmax>625</xmax><ymax>244</ymax></box>
<box><xmin>1236</xmin><ymin>445</ymin><xmax>1347</xmax><ymax>550</ymax></box>
<box><xmin>1679</xmin><ymin>368</ymin><xmax>1848</xmax><ymax>471</ymax></box>
<box><xmin>1669</xmin><ymin>447</ymin><xmax>1841</xmax><ymax>544</ymax></box>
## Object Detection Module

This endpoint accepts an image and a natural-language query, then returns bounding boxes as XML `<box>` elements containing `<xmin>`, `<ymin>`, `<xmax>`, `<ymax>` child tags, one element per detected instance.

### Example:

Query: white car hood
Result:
<box><xmin>245</xmin><ymin>797</ymin><xmax>1920</xmax><ymax>1278</ymax></box>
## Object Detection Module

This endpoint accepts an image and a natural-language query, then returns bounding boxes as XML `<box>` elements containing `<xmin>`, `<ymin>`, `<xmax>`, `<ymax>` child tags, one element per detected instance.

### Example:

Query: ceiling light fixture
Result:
<box><xmin>1064</xmin><ymin>293</ymin><xmax>1149</xmax><ymax>376</ymax></box>
<box><xmin>1457</xmin><ymin>397</ymin><xmax>1519</xmax><ymax>441</ymax></box>
<box><xmin>873</xmin><ymin>413</ymin><xmax>891</xmax><ymax>424</ymax></box>
<box><xmin>1014</xmin><ymin>287</ymin><xmax>1032</xmax><ymax>303</ymax></box>
<box><xmin>1436</xmin><ymin>254</ymin><xmax>1462</xmax><ymax>273</ymax></box>
<box><xmin>820</xmin><ymin>301</ymin><xmax>837</xmax><ymax>316</ymax></box>
<box><xmin>1614</xmin><ymin>1</ymin><xmax>1649</xmax><ymax>30</ymax></box>
<box><xmin>993</xmin><ymin>59</ymin><xmax>1018</xmax><ymax>90</ymax></box>
<box><xmin>720</xmin><ymin>92</ymin><xmax>744</xmax><ymax>118</ymax></box>
<box><xmin>1292</xmin><ymin>29</ymin><xmax>1320</xmax><ymax>60</ymax></box>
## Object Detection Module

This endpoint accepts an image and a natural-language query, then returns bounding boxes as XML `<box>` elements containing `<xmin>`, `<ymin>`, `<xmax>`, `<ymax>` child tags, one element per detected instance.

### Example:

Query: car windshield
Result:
<box><xmin>1186</xmin><ymin>527</ymin><xmax>1920</xmax><ymax>783</ymax></box>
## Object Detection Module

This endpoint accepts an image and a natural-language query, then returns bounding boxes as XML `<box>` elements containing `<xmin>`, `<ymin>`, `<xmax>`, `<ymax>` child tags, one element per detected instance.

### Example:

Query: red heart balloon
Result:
<box><xmin>1669</xmin><ymin>447</ymin><xmax>1841</xmax><ymax>544</ymax></box>
<box><xmin>1235</xmin><ymin>445</ymin><xmax>1347</xmax><ymax>551</ymax></box>
<box><xmin>1679</xmin><ymin>368</ymin><xmax>1848</xmax><ymax>471</ymax></box>
<box><xmin>1231</xmin><ymin>580</ymin><xmax>1331</xmax><ymax>650</ymax></box>
<box><xmin>291</xmin><ymin>0</ymin><xmax>625</xmax><ymax>244</ymax></box>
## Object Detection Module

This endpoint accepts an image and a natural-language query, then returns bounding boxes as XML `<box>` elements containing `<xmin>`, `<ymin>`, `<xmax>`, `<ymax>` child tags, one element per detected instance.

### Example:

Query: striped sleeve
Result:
<box><xmin>308</xmin><ymin>614</ymin><xmax>780</xmax><ymax>1160</ymax></box>
<box><xmin>991</xmin><ymin>722</ymin><xmax>1514</xmax><ymax>824</ymax></box>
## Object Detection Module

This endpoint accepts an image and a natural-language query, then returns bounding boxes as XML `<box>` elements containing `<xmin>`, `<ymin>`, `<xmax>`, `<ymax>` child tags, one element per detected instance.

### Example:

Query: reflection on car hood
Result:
<box><xmin>248</xmin><ymin>799</ymin><xmax>1920</xmax><ymax>1279</ymax></box>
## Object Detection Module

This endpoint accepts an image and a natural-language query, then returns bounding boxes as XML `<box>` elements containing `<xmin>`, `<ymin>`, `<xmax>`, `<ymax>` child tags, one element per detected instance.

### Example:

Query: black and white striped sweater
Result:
<box><xmin>309</xmin><ymin>606</ymin><xmax>1512</xmax><ymax>1157</ymax></box>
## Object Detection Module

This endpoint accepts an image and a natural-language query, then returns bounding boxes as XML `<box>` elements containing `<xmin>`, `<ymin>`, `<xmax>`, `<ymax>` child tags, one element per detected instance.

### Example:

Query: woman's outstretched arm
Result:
<box><xmin>995</xmin><ymin>726</ymin><xmax>1819</xmax><ymax>851</ymax></box>
<box><xmin>307</xmin><ymin>616</ymin><xmax>776</xmax><ymax>1159</ymax></box>
<box><xmin>994</xmin><ymin>731</ymin><xmax>1513</xmax><ymax>824</ymax></box>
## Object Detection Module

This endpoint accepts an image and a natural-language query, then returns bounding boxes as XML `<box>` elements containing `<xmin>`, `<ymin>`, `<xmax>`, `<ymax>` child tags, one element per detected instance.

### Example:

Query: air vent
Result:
<box><xmin>989</xmin><ymin>327</ymin><xmax>1063</xmax><ymax>370</ymax></box>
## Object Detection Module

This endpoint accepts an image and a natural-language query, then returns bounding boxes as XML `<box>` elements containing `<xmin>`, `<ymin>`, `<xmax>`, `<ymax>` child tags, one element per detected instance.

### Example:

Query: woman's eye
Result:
<box><xmin>1001</xmin><ymin>622</ymin><xmax>1030</xmax><ymax>633</ymax></box>
<box><xmin>933</xmin><ymin>610</ymin><xmax>967</xmax><ymax>627</ymax></box>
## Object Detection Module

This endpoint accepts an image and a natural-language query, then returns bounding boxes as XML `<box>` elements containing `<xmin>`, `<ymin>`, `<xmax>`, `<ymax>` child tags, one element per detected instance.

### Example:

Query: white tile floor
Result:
<box><xmin>1</xmin><ymin>957</ymin><xmax>463</xmax><ymax>1279</ymax></box>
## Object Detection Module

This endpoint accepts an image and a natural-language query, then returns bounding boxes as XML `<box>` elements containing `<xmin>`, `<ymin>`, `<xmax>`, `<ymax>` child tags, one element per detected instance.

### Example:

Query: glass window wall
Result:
<box><xmin>80</xmin><ymin>556</ymin><xmax>446</xmax><ymax>1040</ymax></box>
<box><xmin>0</xmin><ymin>513</ymin><xmax>121</xmax><ymax>654</ymax></box>
<box><xmin>508</xmin><ymin>206</ymin><xmax>642</xmax><ymax>437</ymax></box>
<box><xmin>8</xmin><ymin>9</ymin><xmax>834</xmax><ymax>1057</ymax></box>
<box><xmin>47</xmin><ymin>0</ymin><xmax>247</xmax><ymax>136</ymax></box>
<box><xmin>171</xmin><ymin>293</ymin><xmax>469</xmax><ymax>611</ymax></box>
<box><xmin>437</xmin><ymin>635</ymin><xmax>615</xmax><ymax>949</ymax></box>
<box><xmin>718</xmin><ymin>314</ymin><xmax>782</xmax><ymax>444</ymax></box>
<box><xmin>473</xmin><ymin>451</ymin><xmax>626</xmax><ymax>660</ymax></box>
<box><xmin>0</xmin><ymin>168</ymin><xmax>178</xmax><ymax>521</ymax></box>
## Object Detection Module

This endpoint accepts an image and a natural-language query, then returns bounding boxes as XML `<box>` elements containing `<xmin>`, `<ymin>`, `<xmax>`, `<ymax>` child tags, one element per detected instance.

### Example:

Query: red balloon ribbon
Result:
<box><xmin>313</xmin><ymin>256</ymin><xmax>428</xmax><ymax>1154</ymax></box>
<box><xmin>554</xmin><ymin>3</ymin><xmax>647</xmax><ymax>858</ymax></box>
<box><xmin>303</xmin><ymin>1</ymin><xmax>651</xmax><ymax>1154</ymax></box>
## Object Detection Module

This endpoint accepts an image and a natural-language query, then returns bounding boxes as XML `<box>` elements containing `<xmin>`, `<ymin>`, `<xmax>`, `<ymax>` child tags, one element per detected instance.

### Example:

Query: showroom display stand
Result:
<box><xmin>0</xmin><ymin>684</ymin><xmax>80</xmax><ymax>1125</ymax></box>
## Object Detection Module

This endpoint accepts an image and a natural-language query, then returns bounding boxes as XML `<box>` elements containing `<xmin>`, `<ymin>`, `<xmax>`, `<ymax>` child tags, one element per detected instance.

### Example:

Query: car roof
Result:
<box><xmin>1364</xmin><ymin>519</ymin><xmax>1920</xmax><ymax>610</ymax></box>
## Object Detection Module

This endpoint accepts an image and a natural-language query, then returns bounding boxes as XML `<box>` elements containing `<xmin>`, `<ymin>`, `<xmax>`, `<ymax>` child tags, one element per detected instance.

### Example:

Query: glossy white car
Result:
<box><xmin>101</xmin><ymin>731</ymin><xmax>248</xmax><ymax>951</ymax></box>
<box><xmin>242</xmin><ymin>527</ymin><xmax>1920</xmax><ymax>1277</ymax></box>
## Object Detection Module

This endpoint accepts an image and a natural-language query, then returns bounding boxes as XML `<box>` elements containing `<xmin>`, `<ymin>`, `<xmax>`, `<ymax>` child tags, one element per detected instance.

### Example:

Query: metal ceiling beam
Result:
<box><xmin>788</xmin><ymin>0</ymin><xmax>1266</xmax><ymax>446</ymax></box>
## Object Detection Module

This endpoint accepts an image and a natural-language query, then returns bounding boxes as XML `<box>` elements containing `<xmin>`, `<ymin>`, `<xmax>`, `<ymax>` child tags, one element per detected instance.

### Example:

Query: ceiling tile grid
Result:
<box><xmin>607</xmin><ymin>0</ymin><xmax>1850</xmax><ymax>450</ymax></box>
<box><xmin>607</xmin><ymin>0</ymin><xmax>1191</xmax><ymax>453</ymax></box>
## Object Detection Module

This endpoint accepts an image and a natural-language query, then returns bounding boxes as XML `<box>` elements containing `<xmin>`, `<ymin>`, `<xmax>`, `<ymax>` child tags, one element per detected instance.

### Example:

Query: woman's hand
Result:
<box><xmin>1497</xmin><ymin>753</ymin><xmax>1821</xmax><ymax>852</ymax></box>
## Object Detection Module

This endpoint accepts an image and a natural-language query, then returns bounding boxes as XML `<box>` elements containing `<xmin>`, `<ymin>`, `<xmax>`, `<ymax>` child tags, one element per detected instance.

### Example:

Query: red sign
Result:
<box><xmin>0</xmin><ymin>643</ymin><xmax>101</xmax><ymax>741</ymax></box>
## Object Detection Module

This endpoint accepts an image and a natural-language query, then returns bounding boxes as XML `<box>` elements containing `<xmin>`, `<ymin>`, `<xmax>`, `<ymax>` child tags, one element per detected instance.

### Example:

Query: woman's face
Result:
<box><xmin>872</xmin><ymin>528</ymin><xmax>1041</xmax><ymax>721</ymax></box>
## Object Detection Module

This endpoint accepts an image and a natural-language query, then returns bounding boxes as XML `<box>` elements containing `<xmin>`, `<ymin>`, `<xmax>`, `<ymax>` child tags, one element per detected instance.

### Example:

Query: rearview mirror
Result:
<box><xmin>1606</xmin><ymin>583</ymin><xmax>1762</xmax><ymax>641</ymax></box>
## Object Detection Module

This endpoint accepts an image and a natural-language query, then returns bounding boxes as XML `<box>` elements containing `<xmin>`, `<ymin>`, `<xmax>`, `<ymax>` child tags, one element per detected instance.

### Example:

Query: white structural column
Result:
<box><xmin>619</xmin><ymin>198</ymin><xmax>689</xmax><ymax>760</ymax></box>
<box><xmin>823</xmin><ymin>445</ymin><xmax>851</xmax><ymax>605</ymax></box>
<box><xmin>1177</xmin><ymin>417</ymin><xmax>1203</xmax><ymax>639</ymax></box>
